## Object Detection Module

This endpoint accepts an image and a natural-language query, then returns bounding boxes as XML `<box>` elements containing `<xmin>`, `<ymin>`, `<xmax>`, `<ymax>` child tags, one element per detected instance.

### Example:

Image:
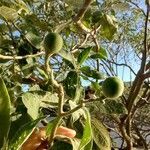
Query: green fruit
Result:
<box><xmin>102</xmin><ymin>76</ymin><xmax>124</xmax><ymax>99</ymax></box>
<box><xmin>0</xmin><ymin>78</ymin><xmax>11</xmax><ymax>148</ymax></box>
<box><xmin>43</xmin><ymin>32</ymin><xmax>63</xmax><ymax>56</ymax></box>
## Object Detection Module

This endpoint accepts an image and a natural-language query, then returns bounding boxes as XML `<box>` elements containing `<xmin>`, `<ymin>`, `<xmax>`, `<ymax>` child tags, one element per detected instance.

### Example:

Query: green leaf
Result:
<box><xmin>63</xmin><ymin>71</ymin><xmax>78</xmax><ymax>98</ymax></box>
<box><xmin>92</xmin><ymin>11</ymin><xmax>103</xmax><ymax>24</ymax></box>
<box><xmin>9</xmin><ymin>117</ymin><xmax>43</xmax><ymax>150</ymax></box>
<box><xmin>0</xmin><ymin>78</ymin><xmax>11</xmax><ymax>148</ymax></box>
<box><xmin>84</xmin><ymin>140</ymin><xmax>93</xmax><ymax>150</ymax></box>
<box><xmin>104</xmin><ymin>99</ymin><xmax>127</xmax><ymax>115</ymax></box>
<box><xmin>22</xmin><ymin>91</ymin><xmax>59</xmax><ymax>119</ymax></box>
<box><xmin>46</xmin><ymin>117</ymin><xmax>61</xmax><ymax>136</ymax></box>
<box><xmin>70</xmin><ymin>138</ymin><xmax>80</xmax><ymax>150</ymax></box>
<box><xmin>69</xmin><ymin>101</ymin><xmax>85</xmax><ymax>123</ymax></box>
<box><xmin>52</xmin><ymin>137</ymin><xmax>80</xmax><ymax>150</ymax></box>
<box><xmin>14</xmin><ymin>0</ymin><xmax>30</xmax><ymax>13</ymax></box>
<box><xmin>80</xmin><ymin>66</ymin><xmax>103</xmax><ymax>80</ymax></box>
<box><xmin>8</xmin><ymin>113</ymin><xmax>31</xmax><ymax>141</ymax></box>
<box><xmin>77</xmin><ymin>47</ymin><xmax>92</xmax><ymax>66</ymax></box>
<box><xmin>59</xmin><ymin>50</ymin><xmax>76</xmax><ymax>68</ymax></box>
<box><xmin>63</xmin><ymin>59</ymin><xmax>75</xmax><ymax>69</ymax></box>
<box><xmin>25</xmin><ymin>31</ymin><xmax>42</xmax><ymax>49</ymax></box>
<box><xmin>0</xmin><ymin>6</ymin><xmax>18</xmax><ymax>21</ymax></box>
<box><xmin>36</xmin><ymin>67</ymin><xmax>48</xmax><ymax>80</ymax></box>
<box><xmin>91</xmin><ymin>82</ymin><xmax>101</xmax><ymax>91</ymax></box>
<box><xmin>23</xmin><ymin>13</ymin><xmax>48</xmax><ymax>31</ymax></box>
<box><xmin>78</xmin><ymin>108</ymin><xmax>92</xmax><ymax>150</ymax></box>
<box><xmin>90</xmin><ymin>47</ymin><xmax>107</xmax><ymax>60</ymax></box>
<box><xmin>41</xmin><ymin>92</ymin><xmax>59</xmax><ymax>108</ymax></box>
<box><xmin>73</xmin><ymin>87</ymin><xmax>84</xmax><ymax>103</ymax></box>
<box><xmin>52</xmin><ymin>140</ymin><xmax>73</xmax><ymax>150</ymax></box>
<box><xmin>91</xmin><ymin>118</ymin><xmax>111</xmax><ymax>150</ymax></box>
<box><xmin>0</xmin><ymin>23</ymin><xmax>8</xmax><ymax>33</ymax></box>
<box><xmin>88</xmin><ymin>99</ymin><xmax>127</xmax><ymax>115</ymax></box>
<box><xmin>100</xmin><ymin>14</ymin><xmax>118</xmax><ymax>40</ymax></box>
<box><xmin>22</xmin><ymin>92</ymin><xmax>41</xmax><ymax>120</ymax></box>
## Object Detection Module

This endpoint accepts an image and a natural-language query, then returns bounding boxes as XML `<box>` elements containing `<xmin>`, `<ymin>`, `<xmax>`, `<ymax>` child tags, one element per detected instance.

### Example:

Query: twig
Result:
<box><xmin>73</xmin><ymin>0</ymin><xmax>93</xmax><ymax>22</ymax></box>
<box><xmin>107</xmin><ymin>59</ymin><xmax>137</xmax><ymax>76</ymax></box>
<box><xmin>0</xmin><ymin>52</ymin><xmax>44</xmax><ymax>60</ymax></box>
<box><xmin>127</xmin><ymin>0</ymin><xmax>146</xmax><ymax>16</ymax></box>
<box><xmin>143</xmin><ymin>71</ymin><xmax>150</xmax><ymax>79</ymax></box>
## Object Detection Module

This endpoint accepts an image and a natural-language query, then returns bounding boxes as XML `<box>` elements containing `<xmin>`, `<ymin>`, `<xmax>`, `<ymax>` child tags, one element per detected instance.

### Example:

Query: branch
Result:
<box><xmin>0</xmin><ymin>52</ymin><xmax>44</xmax><ymax>60</ymax></box>
<box><xmin>133</xmin><ymin>125</ymin><xmax>149</xmax><ymax>149</ymax></box>
<box><xmin>146</xmin><ymin>61</ymin><xmax>150</xmax><ymax>71</ymax></box>
<box><xmin>127</xmin><ymin>0</ymin><xmax>146</xmax><ymax>16</ymax></box>
<box><xmin>143</xmin><ymin>71</ymin><xmax>150</xmax><ymax>79</ymax></box>
<box><xmin>126</xmin><ymin>2</ymin><xmax>149</xmax><ymax>116</ymax></box>
<box><xmin>55</xmin><ymin>0</ymin><xmax>93</xmax><ymax>33</ymax></box>
<box><xmin>122</xmin><ymin>4</ymin><xmax>150</xmax><ymax>149</ymax></box>
<box><xmin>107</xmin><ymin>59</ymin><xmax>137</xmax><ymax>76</ymax></box>
<box><xmin>71</xmin><ymin>33</ymin><xmax>90</xmax><ymax>53</ymax></box>
<box><xmin>73</xmin><ymin>0</ymin><xmax>93</xmax><ymax>22</ymax></box>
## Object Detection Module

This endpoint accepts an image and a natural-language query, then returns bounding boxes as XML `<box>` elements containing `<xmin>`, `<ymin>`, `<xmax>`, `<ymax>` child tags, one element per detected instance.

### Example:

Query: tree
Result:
<box><xmin>0</xmin><ymin>0</ymin><xmax>149</xmax><ymax>149</ymax></box>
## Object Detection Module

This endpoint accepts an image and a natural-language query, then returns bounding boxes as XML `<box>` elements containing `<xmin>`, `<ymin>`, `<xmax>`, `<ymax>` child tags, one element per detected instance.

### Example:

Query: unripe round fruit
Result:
<box><xmin>102</xmin><ymin>76</ymin><xmax>124</xmax><ymax>99</ymax></box>
<box><xmin>43</xmin><ymin>32</ymin><xmax>63</xmax><ymax>56</ymax></box>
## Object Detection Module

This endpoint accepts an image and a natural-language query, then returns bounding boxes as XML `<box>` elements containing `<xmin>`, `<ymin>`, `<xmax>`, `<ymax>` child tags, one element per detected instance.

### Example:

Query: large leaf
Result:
<box><xmin>52</xmin><ymin>137</ymin><xmax>80</xmax><ymax>150</ymax></box>
<box><xmin>59</xmin><ymin>50</ymin><xmax>76</xmax><ymax>67</ymax></box>
<box><xmin>41</xmin><ymin>92</ymin><xmax>59</xmax><ymax>108</ymax></box>
<box><xmin>22</xmin><ymin>92</ymin><xmax>41</xmax><ymax>120</ymax></box>
<box><xmin>84</xmin><ymin>140</ymin><xmax>93</xmax><ymax>150</ymax></box>
<box><xmin>73</xmin><ymin>86</ymin><xmax>84</xmax><ymax>103</ymax></box>
<box><xmin>80</xmin><ymin>66</ymin><xmax>103</xmax><ymax>80</ymax></box>
<box><xmin>25</xmin><ymin>31</ymin><xmax>42</xmax><ymax>49</ymax></box>
<box><xmin>91</xmin><ymin>118</ymin><xmax>111</xmax><ymax>150</ymax></box>
<box><xmin>89</xmin><ymin>99</ymin><xmax>127</xmax><ymax>115</ymax></box>
<box><xmin>23</xmin><ymin>13</ymin><xmax>48</xmax><ymax>31</ymax></box>
<box><xmin>46</xmin><ymin>117</ymin><xmax>61</xmax><ymax>136</ymax></box>
<box><xmin>0</xmin><ymin>78</ymin><xmax>11</xmax><ymax>148</ymax></box>
<box><xmin>22</xmin><ymin>91</ymin><xmax>59</xmax><ymax>119</ymax></box>
<box><xmin>9</xmin><ymin>117</ymin><xmax>43</xmax><ymax>150</ymax></box>
<box><xmin>0</xmin><ymin>6</ymin><xmax>18</xmax><ymax>21</ymax></box>
<box><xmin>100</xmin><ymin>14</ymin><xmax>118</xmax><ymax>40</ymax></box>
<box><xmin>63</xmin><ymin>71</ymin><xmax>78</xmax><ymax>98</ymax></box>
<box><xmin>14</xmin><ymin>0</ymin><xmax>30</xmax><ymax>13</ymax></box>
<box><xmin>58</xmin><ymin>50</ymin><xmax>77</xmax><ymax>71</ymax></box>
<box><xmin>69</xmin><ymin>100</ymin><xmax>85</xmax><ymax>123</ymax></box>
<box><xmin>0</xmin><ymin>23</ymin><xmax>8</xmax><ymax>33</ymax></box>
<box><xmin>8</xmin><ymin>113</ymin><xmax>31</xmax><ymax>141</ymax></box>
<box><xmin>52</xmin><ymin>140</ymin><xmax>73</xmax><ymax>150</ymax></box>
<box><xmin>77</xmin><ymin>47</ymin><xmax>92</xmax><ymax>66</ymax></box>
<box><xmin>70</xmin><ymin>138</ymin><xmax>80</xmax><ymax>150</ymax></box>
<box><xmin>103</xmin><ymin>99</ymin><xmax>127</xmax><ymax>115</ymax></box>
<box><xmin>78</xmin><ymin>108</ymin><xmax>92</xmax><ymax>149</ymax></box>
<box><xmin>90</xmin><ymin>47</ymin><xmax>108</xmax><ymax>60</ymax></box>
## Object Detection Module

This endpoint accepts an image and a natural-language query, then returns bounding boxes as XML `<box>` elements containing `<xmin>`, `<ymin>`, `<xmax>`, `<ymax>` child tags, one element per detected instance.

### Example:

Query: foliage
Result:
<box><xmin>0</xmin><ymin>0</ymin><xmax>149</xmax><ymax>149</ymax></box>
